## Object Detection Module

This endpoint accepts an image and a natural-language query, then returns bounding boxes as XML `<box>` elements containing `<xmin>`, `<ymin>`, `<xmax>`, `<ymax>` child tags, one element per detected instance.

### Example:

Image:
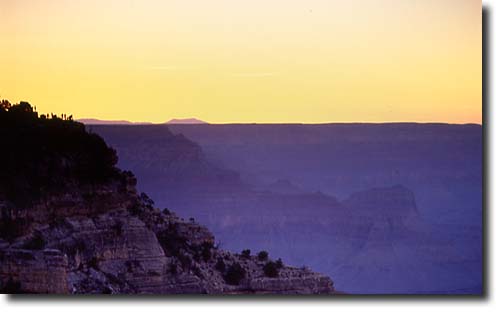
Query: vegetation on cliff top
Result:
<box><xmin>0</xmin><ymin>100</ymin><xmax>121</xmax><ymax>206</ymax></box>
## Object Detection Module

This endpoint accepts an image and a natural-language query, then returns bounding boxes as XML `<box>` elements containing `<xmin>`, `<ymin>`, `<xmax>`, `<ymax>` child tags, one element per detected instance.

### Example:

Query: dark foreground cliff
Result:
<box><xmin>0</xmin><ymin>101</ymin><xmax>335</xmax><ymax>294</ymax></box>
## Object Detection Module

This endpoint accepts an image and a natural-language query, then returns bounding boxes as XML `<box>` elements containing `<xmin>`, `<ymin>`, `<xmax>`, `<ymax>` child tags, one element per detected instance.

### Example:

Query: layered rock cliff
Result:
<box><xmin>0</xmin><ymin>101</ymin><xmax>336</xmax><ymax>294</ymax></box>
<box><xmin>0</xmin><ymin>177</ymin><xmax>334</xmax><ymax>294</ymax></box>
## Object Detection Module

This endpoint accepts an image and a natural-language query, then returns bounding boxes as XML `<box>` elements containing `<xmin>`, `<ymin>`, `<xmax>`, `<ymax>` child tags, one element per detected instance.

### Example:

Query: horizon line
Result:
<box><xmin>77</xmin><ymin>118</ymin><xmax>482</xmax><ymax>126</ymax></box>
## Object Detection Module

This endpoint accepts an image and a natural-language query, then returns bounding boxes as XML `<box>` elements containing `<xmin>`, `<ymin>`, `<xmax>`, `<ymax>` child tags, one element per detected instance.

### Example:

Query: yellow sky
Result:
<box><xmin>1</xmin><ymin>0</ymin><xmax>481</xmax><ymax>123</ymax></box>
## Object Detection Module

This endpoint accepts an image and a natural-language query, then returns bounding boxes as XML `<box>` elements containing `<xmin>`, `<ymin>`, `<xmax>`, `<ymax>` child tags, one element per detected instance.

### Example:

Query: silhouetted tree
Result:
<box><xmin>257</xmin><ymin>251</ymin><xmax>269</xmax><ymax>261</ymax></box>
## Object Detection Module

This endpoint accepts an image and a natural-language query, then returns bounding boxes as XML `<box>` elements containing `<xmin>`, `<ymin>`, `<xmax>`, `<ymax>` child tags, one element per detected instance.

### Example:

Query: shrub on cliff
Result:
<box><xmin>241</xmin><ymin>249</ymin><xmax>251</xmax><ymax>259</ymax></box>
<box><xmin>191</xmin><ymin>241</ymin><xmax>213</xmax><ymax>262</ymax></box>
<box><xmin>215</xmin><ymin>258</ymin><xmax>226</xmax><ymax>272</ymax></box>
<box><xmin>178</xmin><ymin>252</ymin><xmax>192</xmax><ymax>270</ymax></box>
<box><xmin>257</xmin><ymin>251</ymin><xmax>269</xmax><ymax>261</ymax></box>
<box><xmin>157</xmin><ymin>224</ymin><xmax>186</xmax><ymax>257</ymax></box>
<box><xmin>224</xmin><ymin>262</ymin><xmax>246</xmax><ymax>285</ymax></box>
<box><xmin>263</xmin><ymin>261</ymin><xmax>279</xmax><ymax>278</ymax></box>
<box><xmin>200</xmin><ymin>242</ymin><xmax>213</xmax><ymax>261</ymax></box>
<box><xmin>139</xmin><ymin>193</ymin><xmax>154</xmax><ymax>210</ymax></box>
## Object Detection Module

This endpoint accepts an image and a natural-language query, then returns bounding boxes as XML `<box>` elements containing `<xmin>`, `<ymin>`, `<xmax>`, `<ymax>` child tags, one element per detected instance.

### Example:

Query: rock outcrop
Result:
<box><xmin>0</xmin><ymin>248</ymin><xmax>69</xmax><ymax>294</ymax></box>
<box><xmin>0</xmin><ymin>181</ymin><xmax>335</xmax><ymax>294</ymax></box>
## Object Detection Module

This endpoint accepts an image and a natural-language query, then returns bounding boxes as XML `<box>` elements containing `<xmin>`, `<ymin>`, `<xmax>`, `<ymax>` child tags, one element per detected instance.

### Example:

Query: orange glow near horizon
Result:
<box><xmin>0</xmin><ymin>0</ymin><xmax>482</xmax><ymax>124</ymax></box>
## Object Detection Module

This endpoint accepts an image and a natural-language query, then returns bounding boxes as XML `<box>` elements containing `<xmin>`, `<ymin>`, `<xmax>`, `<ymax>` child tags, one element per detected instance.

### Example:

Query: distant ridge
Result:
<box><xmin>166</xmin><ymin>118</ymin><xmax>208</xmax><ymax>124</ymax></box>
<box><xmin>78</xmin><ymin>118</ymin><xmax>153</xmax><ymax>125</ymax></box>
<box><xmin>77</xmin><ymin>119</ymin><xmax>477</xmax><ymax>126</ymax></box>
<box><xmin>78</xmin><ymin>118</ymin><xmax>208</xmax><ymax>125</ymax></box>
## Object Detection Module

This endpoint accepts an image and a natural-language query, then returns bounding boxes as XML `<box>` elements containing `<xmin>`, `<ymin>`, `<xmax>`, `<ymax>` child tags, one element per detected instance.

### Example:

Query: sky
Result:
<box><xmin>0</xmin><ymin>0</ymin><xmax>482</xmax><ymax>123</ymax></box>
